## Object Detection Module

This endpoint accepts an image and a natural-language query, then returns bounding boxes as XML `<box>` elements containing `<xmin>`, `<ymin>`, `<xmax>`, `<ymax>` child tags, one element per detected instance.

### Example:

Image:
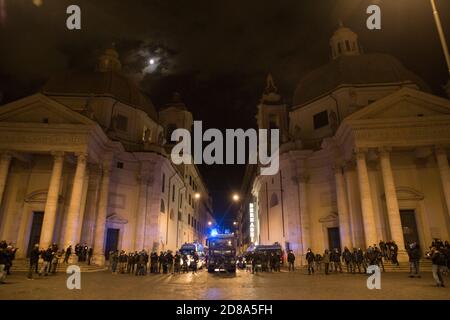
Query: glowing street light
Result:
<box><xmin>233</xmin><ymin>221</ymin><xmax>237</xmax><ymax>226</ymax></box>
<box><xmin>208</xmin><ymin>221</ymin><xmax>212</xmax><ymax>226</ymax></box>
<box><xmin>194</xmin><ymin>192</ymin><xmax>201</xmax><ymax>200</ymax></box>
<box><xmin>232</xmin><ymin>194</ymin><xmax>240</xmax><ymax>202</ymax></box>
<box><xmin>149</xmin><ymin>58</ymin><xmax>155</xmax><ymax>65</ymax></box>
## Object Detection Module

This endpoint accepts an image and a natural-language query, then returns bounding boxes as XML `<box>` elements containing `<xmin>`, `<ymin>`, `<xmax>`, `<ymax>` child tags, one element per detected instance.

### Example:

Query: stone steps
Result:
<box><xmin>10</xmin><ymin>259</ymin><xmax>107</xmax><ymax>273</ymax></box>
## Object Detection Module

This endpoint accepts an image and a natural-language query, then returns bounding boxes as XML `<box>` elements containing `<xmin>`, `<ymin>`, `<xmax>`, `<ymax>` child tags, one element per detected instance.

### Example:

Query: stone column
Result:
<box><xmin>334</xmin><ymin>164</ymin><xmax>352</xmax><ymax>249</ymax></box>
<box><xmin>355</xmin><ymin>149</ymin><xmax>378</xmax><ymax>247</ymax></box>
<box><xmin>39</xmin><ymin>152</ymin><xmax>64</xmax><ymax>249</ymax></box>
<box><xmin>63</xmin><ymin>153</ymin><xmax>87</xmax><ymax>262</ymax></box>
<box><xmin>0</xmin><ymin>152</ymin><xmax>12</xmax><ymax>209</ymax></box>
<box><xmin>435</xmin><ymin>146</ymin><xmax>450</xmax><ymax>219</ymax></box>
<box><xmin>134</xmin><ymin>174</ymin><xmax>148</xmax><ymax>251</ymax></box>
<box><xmin>92</xmin><ymin>162</ymin><xmax>112</xmax><ymax>266</ymax></box>
<box><xmin>297</xmin><ymin>173</ymin><xmax>310</xmax><ymax>256</ymax></box>
<box><xmin>379</xmin><ymin>148</ymin><xmax>407</xmax><ymax>260</ymax></box>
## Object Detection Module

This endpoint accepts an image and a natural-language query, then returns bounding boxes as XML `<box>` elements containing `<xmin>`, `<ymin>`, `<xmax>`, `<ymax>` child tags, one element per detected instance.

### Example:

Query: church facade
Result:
<box><xmin>241</xmin><ymin>25</ymin><xmax>450</xmax><ymax>263</ymax></box>
<box><xmin>0</xmin><ymin>47</ymin><xmax>214</xmax><ymax>265</ymax></box>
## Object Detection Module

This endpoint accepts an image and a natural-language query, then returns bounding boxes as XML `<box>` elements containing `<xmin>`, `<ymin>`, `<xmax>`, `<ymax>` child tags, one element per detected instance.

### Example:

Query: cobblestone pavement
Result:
<box><xmin>0</xmin><ymin>269</ymin><xmax>449</xmax><ymax>300</ymax></box>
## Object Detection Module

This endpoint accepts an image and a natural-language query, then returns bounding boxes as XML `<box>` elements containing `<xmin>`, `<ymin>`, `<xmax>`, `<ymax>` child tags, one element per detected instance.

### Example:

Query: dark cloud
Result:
<box><xmin>1</xmin><ymin>0</ymin><xmax>450</xmax><ymax>222</ymax></box>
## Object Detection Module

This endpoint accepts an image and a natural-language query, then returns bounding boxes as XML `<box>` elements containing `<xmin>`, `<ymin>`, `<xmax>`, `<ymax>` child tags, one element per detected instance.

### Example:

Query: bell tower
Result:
<box><xmin>329</xmin><ymin>22</ymin><xmax>361</xmax><ymax>60</ymax></box>
<box><xmin>256</xmin><ymin>74</ymin><xmax>289</xmax><ymax>143</ymax></box>
<box><xmin>97</xmin><ymin>44</ymin><xmax>122</xmax><ymax>72</ymax></box>
<box><xmin>159</xmin><ymin>92</ymin><xmax>194</xmax><ymax>147</ymax></box>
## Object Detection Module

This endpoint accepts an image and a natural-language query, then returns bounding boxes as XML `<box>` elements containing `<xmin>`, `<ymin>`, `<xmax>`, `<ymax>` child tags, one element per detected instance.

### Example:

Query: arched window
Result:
<box><xmin>270</xmin><ymin>193</ymin><xmax>279</xmax><ymax>208</ymax></box>
<box><xmin>160</xmin><ymin>199</ymin><xmax>165</xmax><ymax>213</ymax></box>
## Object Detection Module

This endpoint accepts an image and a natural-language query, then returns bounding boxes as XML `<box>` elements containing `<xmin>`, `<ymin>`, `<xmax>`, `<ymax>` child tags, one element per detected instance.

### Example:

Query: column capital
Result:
<box><xmin>332</xmin><ymin>163</ymin><xmax>344</xmax><ymax>175</ymax></box>
<box><xmin>75</xmin><ymin>152</ymin><xmax>88</xmax><ymax>162</ymax></box>
<box><xmin>50</xmin><ymin>151</ymin><xmax>65</xmax><ymax>159</ymax></box>
<box><xmin>0</xmin><ymin>151</ymin><xmax>13</xmax><ymax>161</ymax></box>
<box><xmin>354</xmin><ymin>147</ymin><xmax>369</xmax><ymax>159</ymax></box>
<box><xmin>88</xmin><ymin>163</ymin><xmax>102</xmax><ymax>175</ymax></box>
<box><xmin>343</xmin><ymin>159</ymin><xmax>356</xmax><ymax>171</ymax></box>
<box><xmin>435</xmin><ymin>145</ymin><xmax>448</xmax><ymax>157</ymax></box>
<box><xmin>378</xmin><ymin>146</ymin><xmax>392</xmax><ymax>156</ymax></box>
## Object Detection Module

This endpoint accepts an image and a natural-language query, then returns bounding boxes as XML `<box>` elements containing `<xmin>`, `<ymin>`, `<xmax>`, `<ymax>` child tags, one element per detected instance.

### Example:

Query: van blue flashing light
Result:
<box><xmin>210</xmin><ymin>228</ymin><xmax>219</xmax><ymax>237</ymax></box>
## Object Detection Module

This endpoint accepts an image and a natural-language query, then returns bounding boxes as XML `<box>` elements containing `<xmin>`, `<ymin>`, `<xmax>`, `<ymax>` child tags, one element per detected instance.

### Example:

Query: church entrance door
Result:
<box><xmin>105</xmin><ymin>228</ymin><xmax>119</xmax><ymax>260</ymax></box>
<box><xmin>27</xmin><ymin>211</ymin><xmax>44</xmax><ymax>257</ymax></box>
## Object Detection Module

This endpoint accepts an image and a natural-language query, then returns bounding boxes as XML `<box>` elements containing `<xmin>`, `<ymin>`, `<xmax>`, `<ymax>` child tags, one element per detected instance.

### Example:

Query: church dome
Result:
<box><xmin>42</xmin><ymin>46</ymin><xmax>158</xmax><ymax>121</ymax></box>
<box><xmin>293</xmin><ymin>25</ymin><xmax>430</xmax><ymax>107</ymax></box>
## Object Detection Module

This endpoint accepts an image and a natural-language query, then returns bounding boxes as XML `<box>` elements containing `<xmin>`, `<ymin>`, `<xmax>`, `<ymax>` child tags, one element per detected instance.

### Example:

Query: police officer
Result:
<box><xmin>27</xmin><ymin>244</ymin><xmax>40</xmax><ymax>279</ymax></box>
<box><xmin>342</xmin><ymin>247</ymin><xmax>353</xmax><ymax>273</ymax></box>
<box><xmin>174</xmin><ymin>251</ymin><xmax>181</xmax><ymax>274</ymax></box>
<box><xmin>306</xmin><ymin>248</ymin><xmax>315</xmax><ymax>275</ymax></box>
<box><xmin>287</xmin><ymin>250</ymin><xmax>295</xmax><ymax>272</ymax></box>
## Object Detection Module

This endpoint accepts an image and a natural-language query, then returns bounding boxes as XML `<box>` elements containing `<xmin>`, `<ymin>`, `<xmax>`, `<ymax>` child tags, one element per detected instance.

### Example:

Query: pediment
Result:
<box><xmin>0</xmin><ymin>93</ymin><xmax>96</xmax><ymax>125</ymax></box>
<box><xmin>346</xmin><ymin>88</ymin><xmax>450</xmax><ymax>121</ymax></box>
<box><xmin>319</xmin><ymin>212</ymin><xmax>338</xmax><ymax>223</ymax></box>
<box><xmin>381</xmin><ymin>186</ymin><xmax>424</xmax><ymax>201</ymax></box>
<box><xmin>24</xmin><ymin>189</ymin><xmax>64</xmax><ymax>203</ymax></box>
<box><xmin>106</xmin><ymin>213</ymin><xmax>128</xmax><ymax>225</ymax></box>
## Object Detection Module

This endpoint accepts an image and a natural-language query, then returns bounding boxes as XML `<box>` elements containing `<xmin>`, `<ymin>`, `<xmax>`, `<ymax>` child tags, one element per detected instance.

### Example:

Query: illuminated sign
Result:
<box><xmin>249</xmin><ymin>203</ymin><xmax>255</xmax><ymax>242</ymax></box>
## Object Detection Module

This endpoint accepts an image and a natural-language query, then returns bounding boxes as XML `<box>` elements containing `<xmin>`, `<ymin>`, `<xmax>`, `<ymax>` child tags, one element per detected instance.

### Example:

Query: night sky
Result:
<box><xmin>1</xmin><ymin>0</ymin><xmax>450</xmax><ymax>225</ymax></box>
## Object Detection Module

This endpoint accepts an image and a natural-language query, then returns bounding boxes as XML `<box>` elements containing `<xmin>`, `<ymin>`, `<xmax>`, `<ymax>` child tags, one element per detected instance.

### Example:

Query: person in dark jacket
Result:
<box><xmin>0</xmin><ymin>246</ymin><xmax>7</xmax><ymax>283</ymax></box>
<box><xmin>306</xmin><ymin>249</ymin><xmax>315</xmax><ymax>275</ymax></box>
<box><xmin>150</xmin><ymin>252</ymin><xmax>158</xmax><ymax>273</ymax></box>
<box><xmin>174</xmin><ymin>252</ymin><xmax>181</xmax><ymax>274</ymax></box>
<box><xmin>87</xmin><ymin>247</ymin><xmax>93</xmax><ymax>265</ymax></box>
<box><xmin>166</xmin><ymin>251</ymin><xmax>174</xmax><ymax>274</ymax></box>
<box><xmin>28</xmin><ymin>244</ymin><xmax>40</xmax><ymax>279</ymax></box>
<box><xmin>314</xmin><ymin>253</ymin><xmax>322</xmax><ymax>272</ymax></box>
<box><xmin>390</xmin><ymin>241</ymin><xmax>399</xmax><ymax>266</ymax></box>
<box><xmin>407</xmin><ymin>242</ymin><xmax>421</xmax><ymax>278</ymax></box>
<box><xmin>342</xmin><ymin>247</ymin><xmax>353</xmax><ymax>273</ymax></box>
<box><xmin>429</xmin><ymin>246</ymin><xmax>446</xmax><ymax>287</ymax></box>
<box><xmin>192</xmin><ymin>252</ymin><xmax>199</xmax><ymax>273</ymax></box>
<box><xmin>287</xmin><ymin>250</ymin><xmax>295</xmax><ymax>272</ymax></box>
<box><xmin>64</xmin><ymin>245</ymin><xmax>72</xmax><ymax>264</ymax></box>
<box><xmin>158</xmin><ymin>251</ymin><xmax>165</xmax><ymax>273</ymax></box>
<box><xmin>39</xmin><ymin>246</ymin><xmax>53</xmax><ymax>276</ymax></box>
<box><xmin>331</xmin><ymin>248</ymin><xmax>342</xmax><ymax>273</ymax></box>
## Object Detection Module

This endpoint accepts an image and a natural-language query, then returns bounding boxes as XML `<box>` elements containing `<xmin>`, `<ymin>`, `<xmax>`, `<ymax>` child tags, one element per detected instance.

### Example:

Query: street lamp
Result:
<box><xmin>208</xmin><ymin>221</ymin><xmax>212</xmax><ymax>226</ymax></box>
<box><xmin>194</xmin><ymin>192</ymin><xmax>201</xmax><ymax>200</ymax></box>
<box><xmin>233</xmin><ymin>221</ymin><xmax>237</xmax><ymax>226</ymax></box>
<box><xmin>430</xmin><ymin>0</ymin><xmax>450</xmax><ymax>78</ymax></box>
<box><xmin>232</xmin><ymin>194</ymin><xmax>240</xmax><ymax>202</ymax></box>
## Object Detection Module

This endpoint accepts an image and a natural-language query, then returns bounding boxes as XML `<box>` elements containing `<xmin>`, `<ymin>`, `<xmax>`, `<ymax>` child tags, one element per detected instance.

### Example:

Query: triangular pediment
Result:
<box><xmin>345</xmin><ymin>87</ymin><xmax>450</xmax><ymax>121</ymax></box>
<box><xmin>0</xmin><ymin>93</ymin><xmax>96</xmax><ymax>125</ymax></box>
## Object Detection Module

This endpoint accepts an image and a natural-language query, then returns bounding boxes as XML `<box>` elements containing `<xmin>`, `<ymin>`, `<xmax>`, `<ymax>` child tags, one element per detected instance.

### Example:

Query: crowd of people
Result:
<box><xmin>107</xmin><ymin>250</ymin><xmax>200</xmax><ymax>275</ymax></box>
<box><xmin>240</xmin><ymin>250</ymin><xmax>283</xmax><ymax>273</ymax></box>
<box><xmin>426</xmin><ymin>239</ymin><xmax>450</xmax><ymax>287</ymax></box>
<box><xmin>301</xmin><ymin>241</ymin><xmax>399</xmax><ymax>276</ymax></box>
<box><xmin>1</xmin><ymin>238</ymin><xmax>449</xmax><ymax>289</ymax></box>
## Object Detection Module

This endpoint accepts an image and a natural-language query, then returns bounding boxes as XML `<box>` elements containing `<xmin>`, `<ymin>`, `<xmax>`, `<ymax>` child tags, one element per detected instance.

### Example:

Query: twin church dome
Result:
<box><xmin>293</xmin><ymin>23</ymin><xmax>429</xmax><ymax>106</ymax></box>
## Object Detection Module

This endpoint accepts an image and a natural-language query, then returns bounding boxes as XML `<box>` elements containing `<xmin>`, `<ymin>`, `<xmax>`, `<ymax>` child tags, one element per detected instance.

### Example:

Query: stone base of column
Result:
<box><xmin>92</xmin><ymin>254</ymin><xmax>106</xmax><ymax>266</ymax></box>
<box><xmin>68</xmin><ymin>254</ymin><xmax>79</xmax><ymax>264</ymax></box>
